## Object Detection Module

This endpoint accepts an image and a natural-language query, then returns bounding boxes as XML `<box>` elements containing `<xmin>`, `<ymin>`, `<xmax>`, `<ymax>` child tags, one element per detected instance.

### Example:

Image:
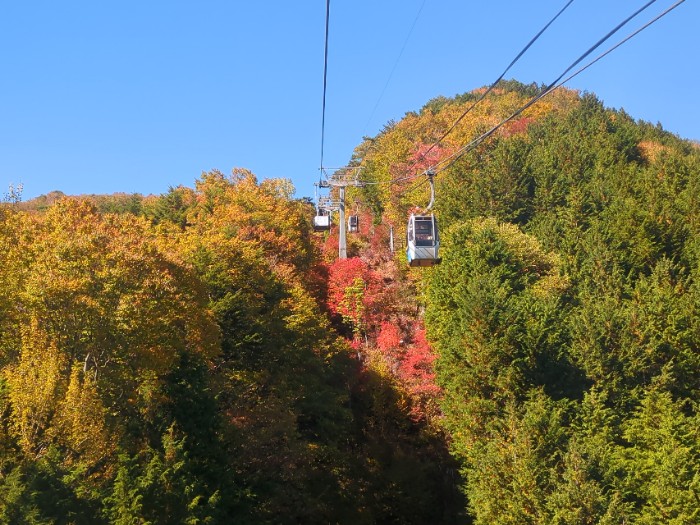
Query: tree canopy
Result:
<box><xmin>2</xmin><ymin>80</ymin><xmax>699</xmax><ymax>523</ymax></box>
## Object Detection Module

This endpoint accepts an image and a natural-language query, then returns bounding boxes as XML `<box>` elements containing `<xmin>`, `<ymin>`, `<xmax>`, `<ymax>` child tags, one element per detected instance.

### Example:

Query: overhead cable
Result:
<box><xmin>548</xmin><ymin>0</ymin><xmax>686</xmax><ymax>96</ymax></box>
<box><xmin>418</xmin><ymin>0</ymin><xmax>576</xmax><ymax>164</ymax></box>
<box><xmin>319</xmin><ymin>0</ymin><xmax>331</xmax><ymax>180</ymax></box>
<box><xmin>361</xmin><ymin>0</ymin><xmax>577</xmax><ymax>187</ymax></box>
<box><xmin>362</xmin><ymin>0</ymin><xmax>428</xmax><ymax>137</ymax></box>
<box><xmin>433</xmin><ymin>0</ymin><xmax>664</xmax><ymax>174</ymax></box>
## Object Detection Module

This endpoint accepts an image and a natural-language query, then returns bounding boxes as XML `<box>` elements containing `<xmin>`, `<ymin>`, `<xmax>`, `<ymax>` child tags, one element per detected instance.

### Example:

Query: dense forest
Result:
<box><xmin>1</xmin><ymin>81</ymin><xmax>699</xmax><ymax>523</ymax></box>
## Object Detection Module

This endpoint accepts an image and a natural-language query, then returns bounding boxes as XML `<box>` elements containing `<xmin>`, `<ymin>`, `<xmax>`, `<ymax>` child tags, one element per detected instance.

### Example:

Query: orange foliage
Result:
<box><xmin>638</xmin><ymin>140</ymin><xmax>670</xmax><ymax>164</ymax></box>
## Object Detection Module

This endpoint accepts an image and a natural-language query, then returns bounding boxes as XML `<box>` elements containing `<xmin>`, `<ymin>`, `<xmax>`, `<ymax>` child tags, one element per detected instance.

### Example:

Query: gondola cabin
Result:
<box><xmin>347</xmin><ymin>215</ymin><xmax>359</xmax><ymax>233</ymax></box>
<box><xmin>406</xmin><ymin>214</ymin><xmax>441</xmax><ymax>267</ymax></box>
<box><xmin>313</xmin><ymin>213</ymin><xmax>331</xmax><ymax>231</ymax></box>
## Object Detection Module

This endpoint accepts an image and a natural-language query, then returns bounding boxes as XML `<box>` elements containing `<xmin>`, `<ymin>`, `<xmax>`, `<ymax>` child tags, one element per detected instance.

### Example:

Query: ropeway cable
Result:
<box><xmin>432</xmin><ymin>0</ymin><xmax>666</xmax><ymax>175</ymax></box>
<box><xmin>546</xmin><ymin>0</ymin><xmax>686</xmax><ymax>100</ymax></box>
<box><xmin>361</xmin><ymin>0</ymin><xmax>428</xmax><ymax>137</ymax></box>
<box><xmin>319</xmin><ymin>0</ymin><xmax>331</xmax><ymax>182</ymax></box>
<box><xmin>359</xmin><ymin>0</ymin><xmax>577</xmax><ymax>187</ymax></box>
<box><xmin>417</xmin><ymin>0</ymin><xmax>576</xmax><ymax>165</ymax></box>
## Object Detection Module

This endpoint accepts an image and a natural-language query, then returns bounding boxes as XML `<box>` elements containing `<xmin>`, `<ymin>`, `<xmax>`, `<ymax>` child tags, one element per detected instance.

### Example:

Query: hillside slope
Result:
<box><xmin>348</xmin><ymin>80</ymin><xmax>700</xmax><ymax>524</ymax></box>
<box><xmin>2</xmin><ymin>80</ymin><xmax>699</xmax><ymax>523</ymax></box>
<box><xmin>0</xmin><ymin>170</ymin><xmax>463</xmax><ymax>523</ymax></box>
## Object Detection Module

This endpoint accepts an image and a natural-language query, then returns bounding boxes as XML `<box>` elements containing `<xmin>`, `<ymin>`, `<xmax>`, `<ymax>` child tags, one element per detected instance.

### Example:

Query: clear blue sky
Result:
<box><xmin>1</xmin><ymin>1</ymin><xmax>697</xmax><ymax>201</ymax></box>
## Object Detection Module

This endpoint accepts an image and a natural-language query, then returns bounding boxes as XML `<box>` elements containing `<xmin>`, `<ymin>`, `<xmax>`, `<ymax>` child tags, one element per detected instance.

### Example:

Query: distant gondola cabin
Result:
<box><xmin>313</xmin><ymin>214</ymin><xmax>331</xmax><ymax>231</ymax></box>
<box><xmin>406</xmin><ymin>214</ymin><xmax>440</xmax><ymax>267</ymax></box>
<box><xmin>348</xmin><ymin>215</ymin><xmax>359</xmax><ymax>233</ymax></box>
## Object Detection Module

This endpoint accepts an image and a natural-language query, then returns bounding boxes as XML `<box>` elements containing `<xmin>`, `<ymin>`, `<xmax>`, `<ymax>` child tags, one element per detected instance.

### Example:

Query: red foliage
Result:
<box><xmin>397</xmin><ymin>328</ymin><xmax>442</xmax><ymax>421</ymax></box>
<box><xmin>502</xmin><ymin>116</ymin><xmax>533</xmax><ymax>137</ymax></box>
<box><xmin>326</xmin><ymin>257</ymin><xmax>382</xmax><ymax>335</ymax></box>
<box><xmin>376</xmin><ymin>321</ymin><xmax>402</xmax><ymax>354</ymax></box>
<box><xmin>321</xmin><ymin>230</ymin><xmax>339</xmax><ymax>261</ymax></box>
<box><xmin>398</xmin><ymin>329</ymin><xmax>436</xmax><ymax>384</ymax></box>
<box><xmin>390</xmin><ymin>143</ymin><xmax>453</xmax><ymax>183</ymax></box>
<box><xmin>326</xmin><ymin>258</ymin><xmax>367</xmax><ymax>314</ymax></box>
<box><xmin>353</xmin><ymin>208</ymin><xmax>373</xmax><ymax>237</ymax></box>
<box><xmin>306</xmin><ymin>261</ymin><xmax>330</xmax><ymax>306</ymax></box>
<box><xmin>410</xmin><ymin>143</ymin><xmax>446</xmax><ymax>172</ymax></box>
<box><xmin>365</xmin><ymin>221</ymin><xmax>395</xmax><ymax>264</ymax></box>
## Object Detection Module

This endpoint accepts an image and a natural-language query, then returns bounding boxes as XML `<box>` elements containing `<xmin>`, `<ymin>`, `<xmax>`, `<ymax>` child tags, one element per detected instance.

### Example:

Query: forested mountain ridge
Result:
<box><xmin>0</xmin><ymin>170</ymin><xmax>461</xmax><ymax>523</ymax></box>
<box><xmin>1</xmin><ymin>81</ymin><xmax>699</xmax><ymax>523</ymax></box>
<box><xmin>352</xmin><ymin>81</ymin><xmax>700</xmax><ymax>523</ymax></box>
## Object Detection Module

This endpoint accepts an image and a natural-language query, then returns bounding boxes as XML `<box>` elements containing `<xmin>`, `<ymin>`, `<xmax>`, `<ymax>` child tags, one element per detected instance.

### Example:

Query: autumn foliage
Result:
<box><xmin>376</xmin><ymin>321</ymin><xmax>401</xmax><ymax>353</ymax></box>
<box><xmin>0</xmin><ymin>169</ymin><xmax>458</xmax><ymax>523</ymax></box>
<box><xmin>4</xmin><ymin>80</ymin><xmax>698</xmax><ymax>523</ymax></box>
<box><xmin>326</xmin><ymin>257</ymin><xmax>382</xmax><ymax>337</ymax></box>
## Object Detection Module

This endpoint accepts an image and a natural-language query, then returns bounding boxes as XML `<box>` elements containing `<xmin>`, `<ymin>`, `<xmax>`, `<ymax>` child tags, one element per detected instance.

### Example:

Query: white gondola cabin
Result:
<box><xmin>313</xmin><ymin>213</ymin><xmax>331</xmax><ymax>231</ymax></box>
<box><xmin>406</xmin><ymin>213</ymin><xmax>440</xmax><ymax>267</ymax></box>
<box><xmin>347</xmin><ymin>215</ymin><xmax>359</xmax><ymax>233</ymax></box>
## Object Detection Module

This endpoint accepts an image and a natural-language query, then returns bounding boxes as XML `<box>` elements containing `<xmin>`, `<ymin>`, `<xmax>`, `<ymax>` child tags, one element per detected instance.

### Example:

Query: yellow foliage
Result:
<box><xmin>638</xmin><ymin>140</ymin><xmax>670</xmax><ymax>164</ymax></box>
<box><xmin>3</xmin><ymin>199</ymin><xmax>220</xmax><ymax>450</ymax></box>
<box><xmin>0</xmin><ymin>209</ymin><xmax>27</xmax><ymax>364</ymax></box>
<box><xmin>50</xmin><ymin>364</ymin><xmax>115</xmax><ymax>469</ymax></box>
<box><xmin>5</xmin><ymin>324</ymin><xmax>65</xmax><ymax>456</ymax></box>
<box><xmin>281</xmin><ymin>284</ymin><xmax>339</xmax><ymax>360</ymax></box>
<box><xmin>190</xmin><ymin>169</ymin><xmax>315</xmax><ymax>276</ymax></box>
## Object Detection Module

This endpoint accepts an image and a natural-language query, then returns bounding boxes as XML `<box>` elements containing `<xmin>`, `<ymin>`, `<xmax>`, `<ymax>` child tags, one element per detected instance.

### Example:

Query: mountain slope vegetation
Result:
<box><xmin>353</xmin><ymin>81</ymin><xmax>700</xmax><ymax>524</ymax></box>
<box><xmin>1</xmin><ymin>81</ymin><xmax>699</xmax><ymax>523</ymax></box>
<box><xmin>0</xmin><ymin>171</ymin><xmax>460</xmax><ymax>523</ymax></box>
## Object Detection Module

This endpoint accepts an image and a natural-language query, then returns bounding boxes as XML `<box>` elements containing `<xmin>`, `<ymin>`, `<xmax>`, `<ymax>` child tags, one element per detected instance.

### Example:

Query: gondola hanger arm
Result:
<box><xmin>423</xmin><ymin>169</ymin><xmax>436</xmax><ymax>213</ymax></box>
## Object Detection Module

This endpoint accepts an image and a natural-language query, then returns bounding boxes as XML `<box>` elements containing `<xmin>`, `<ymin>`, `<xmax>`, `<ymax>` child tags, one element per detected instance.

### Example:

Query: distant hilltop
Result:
<box><xmin>12</xmin><ymin>190</ymin><xmax>149</xmax><ymax>214</ymax></box>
